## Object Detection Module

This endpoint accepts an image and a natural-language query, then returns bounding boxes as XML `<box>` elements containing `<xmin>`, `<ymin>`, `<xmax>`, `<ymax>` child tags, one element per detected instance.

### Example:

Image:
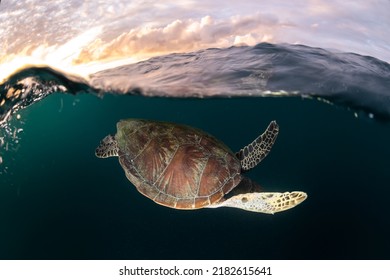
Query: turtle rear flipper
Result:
<box><xmin>95</xmin><ymin>135</ymin><xmax>119</xmax><ymax>158</ymax></box>
<box><xmin>236</xmin><ymin>121</ymin><xmax>279</xmax><ymax>172</ymax></box>
<box><xmin>209</xmin><ymin>191</ymin><xmax>307</xmax><ymax>214</ymax></box>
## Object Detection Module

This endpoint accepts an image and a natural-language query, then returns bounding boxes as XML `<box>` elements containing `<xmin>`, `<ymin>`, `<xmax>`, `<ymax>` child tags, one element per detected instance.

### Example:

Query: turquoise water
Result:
<box><xmin>1</xmin><ymin>91</ymin><xmax>389</xmax><ymax>259</ymax></box>
<box><xmin>1</xmin><ymin>44</ymin><xmax>390</xmax><ymax>259</ymax></box>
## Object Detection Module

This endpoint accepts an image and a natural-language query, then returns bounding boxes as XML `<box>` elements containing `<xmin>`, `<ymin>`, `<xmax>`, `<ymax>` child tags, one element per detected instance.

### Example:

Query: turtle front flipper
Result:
<box><xmin>208</xmin><ymin>191</ymin><xmax>307</xmax><ymax>214</ymax></box>
<box><xmin>95</xmin><ymin>135</ymin><xmax>119</xmax><ymax>158</ymax></box>
<box><xmin>236</xmin><ymin>120</ymin><xmax>279</xmax><ymax>172</ymax></box>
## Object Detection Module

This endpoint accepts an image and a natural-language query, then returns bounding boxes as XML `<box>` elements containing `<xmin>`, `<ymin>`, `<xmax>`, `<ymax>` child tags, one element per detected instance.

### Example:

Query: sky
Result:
<box><xmin>0</xmin><ymin>0</ymin><xmax>389</xmax><ymax>81</ymax></box>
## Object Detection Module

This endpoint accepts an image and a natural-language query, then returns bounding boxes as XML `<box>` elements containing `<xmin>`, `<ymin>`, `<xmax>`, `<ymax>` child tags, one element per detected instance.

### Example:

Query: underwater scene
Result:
<box><xmin>1</xmin><ymin>1</ymin><xmax>390</xmax><ymax>260</ymax></box>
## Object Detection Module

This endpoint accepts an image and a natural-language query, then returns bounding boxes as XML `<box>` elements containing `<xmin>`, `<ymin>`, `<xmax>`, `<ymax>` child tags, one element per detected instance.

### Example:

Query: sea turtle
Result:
<box><xmin>95</xmin><ymin>119</ymin><xmax>307</xmax><ymax>214</ymax></box>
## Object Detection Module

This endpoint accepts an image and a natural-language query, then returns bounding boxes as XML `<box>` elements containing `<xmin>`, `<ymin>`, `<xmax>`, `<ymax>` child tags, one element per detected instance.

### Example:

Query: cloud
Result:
<box><xmin>70</xmin><ymin>0</ymin><xmax>390</xmax><ymax>65</ymax></box>
<box><xmin>73</xmin><ymin>13</ymin><xmax>280</xmax><ymax>64</ymax></box>
<box><xmin>1</xmin><ymin>0</ymin><xmax>389</xmax><ymax>80</ymax></box>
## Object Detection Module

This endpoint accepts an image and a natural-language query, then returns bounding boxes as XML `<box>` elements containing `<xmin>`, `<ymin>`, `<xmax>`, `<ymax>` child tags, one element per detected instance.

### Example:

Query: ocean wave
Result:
<box><xmin>1</xmin><ymin>43</ymin><xmax>390</xmax><ymax>127</ymax></box>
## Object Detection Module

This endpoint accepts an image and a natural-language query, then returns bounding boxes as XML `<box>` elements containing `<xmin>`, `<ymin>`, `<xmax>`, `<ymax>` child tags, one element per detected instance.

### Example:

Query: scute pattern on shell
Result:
<box><xmin>115</xmin><ymin>119</ymin><xmax>241</xmax><ymax>209</ymax></box>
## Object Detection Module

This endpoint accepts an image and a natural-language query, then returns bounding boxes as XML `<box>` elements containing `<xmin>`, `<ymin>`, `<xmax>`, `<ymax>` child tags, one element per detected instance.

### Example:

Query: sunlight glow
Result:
<box><xmin>1</xmin><ymin>0</ymin><xmax>389</xmax><ymax>83</ymax></box>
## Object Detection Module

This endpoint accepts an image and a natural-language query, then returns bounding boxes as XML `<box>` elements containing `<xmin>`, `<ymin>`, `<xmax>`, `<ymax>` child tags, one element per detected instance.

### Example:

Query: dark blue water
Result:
<box><xmin>1</xmin><ymin>43</ymin><xmax>390</xmax><ymax>259</ymax></box>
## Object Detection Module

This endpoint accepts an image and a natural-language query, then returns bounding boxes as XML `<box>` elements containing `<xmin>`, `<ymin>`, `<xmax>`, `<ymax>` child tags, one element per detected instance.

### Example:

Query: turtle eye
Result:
<box><xmin>241</xmin><ymin>197</ymin><xmax>248</xmax><ymax>203</ymax></box>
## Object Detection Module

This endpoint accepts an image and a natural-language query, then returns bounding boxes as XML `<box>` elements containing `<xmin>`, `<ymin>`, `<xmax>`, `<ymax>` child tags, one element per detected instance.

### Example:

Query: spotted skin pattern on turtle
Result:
<box><xmin>211</xmin><ymin>191</ymin><xmax>308</xmax><ymax>214</ymax></box>
<box><xmin>96</xmin><ymin>135</ymin><xmax>119</xmax><ymax>158</ymax></box>
<box><xmin>236</xmin><ymin>121</ymin><xmax>279</xmax><ymax>172</ymax></box>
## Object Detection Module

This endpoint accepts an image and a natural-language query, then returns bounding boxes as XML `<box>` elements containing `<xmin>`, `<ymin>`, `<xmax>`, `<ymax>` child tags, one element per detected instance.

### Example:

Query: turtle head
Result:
<box><xmin>95</xmin><ymin>135</ymin><xmax>119</xmax><ymax>158</ymax></box>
